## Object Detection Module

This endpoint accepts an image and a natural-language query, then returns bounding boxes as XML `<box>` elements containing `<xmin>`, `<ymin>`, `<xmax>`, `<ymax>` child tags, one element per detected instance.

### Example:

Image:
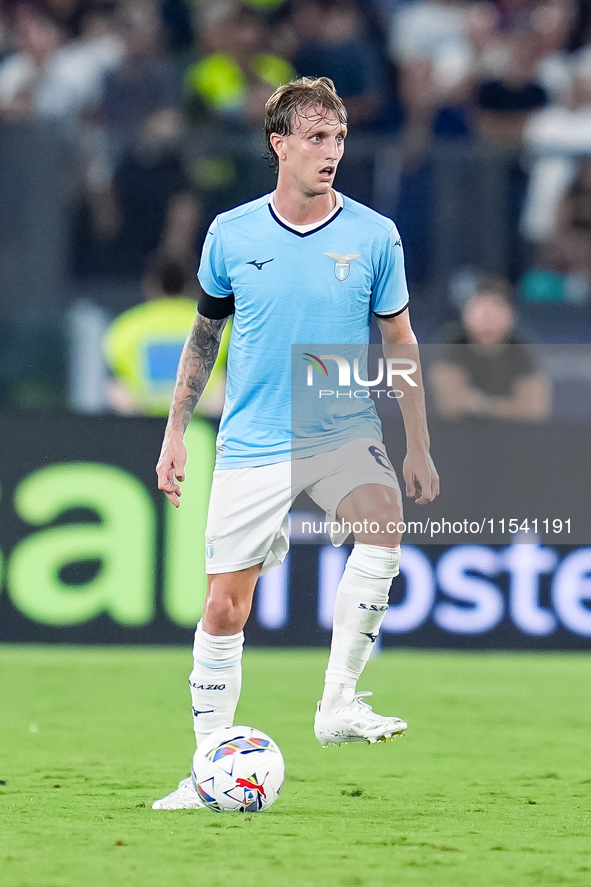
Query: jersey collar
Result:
<box><xmin>268</xmin><ymin>192</ymin><xmax>343</xmax><ymax>238</ymax></box>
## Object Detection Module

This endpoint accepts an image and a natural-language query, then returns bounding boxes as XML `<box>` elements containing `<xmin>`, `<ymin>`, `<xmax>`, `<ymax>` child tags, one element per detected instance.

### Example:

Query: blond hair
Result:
<box><xmin>264</xmin><ymin>77</ymin><xmax>347</xmax><ymax>170</ymax></box>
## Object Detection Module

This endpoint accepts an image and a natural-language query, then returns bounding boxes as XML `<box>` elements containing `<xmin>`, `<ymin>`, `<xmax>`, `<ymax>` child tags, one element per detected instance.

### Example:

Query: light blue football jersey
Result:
<box><xmin>198</xmin><ymin>193</ymin><xmax>409</xmax><ymax>468</ymax></box>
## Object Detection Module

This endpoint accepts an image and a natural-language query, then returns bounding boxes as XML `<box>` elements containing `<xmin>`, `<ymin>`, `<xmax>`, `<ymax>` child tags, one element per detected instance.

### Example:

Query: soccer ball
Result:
<box><xmin>192</xmin><ymin>726</ymin><xmax>285</xmax><ymax>813</ymax></box>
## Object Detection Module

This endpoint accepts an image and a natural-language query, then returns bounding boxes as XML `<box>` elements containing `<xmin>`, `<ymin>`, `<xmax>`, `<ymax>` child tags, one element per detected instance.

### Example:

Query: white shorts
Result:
<box><xmin>205</xmin><ymin>437</ymin><xmax>400</xmax><ymax>574</ymax></box>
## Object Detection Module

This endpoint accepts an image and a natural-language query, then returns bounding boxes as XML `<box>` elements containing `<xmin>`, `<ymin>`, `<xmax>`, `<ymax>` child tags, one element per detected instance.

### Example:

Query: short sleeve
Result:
<box><xmin>197</xmin><ymin>217</ymin><xmax>233</xmax><ymax>298</ymax></box>
<box><xmin>371</xmin><ymin>224</ymin><xmax>410</xmax><ymax>317</ymax></box>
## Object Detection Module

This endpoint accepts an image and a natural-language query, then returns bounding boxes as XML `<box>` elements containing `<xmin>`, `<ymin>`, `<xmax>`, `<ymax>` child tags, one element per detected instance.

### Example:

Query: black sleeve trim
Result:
<box><xmin>198</xmin><ymin>291</ymin><xmax>235</xmax><ymax>319</ymax></box>
<box><xmin>373</xmin><ymin>301</ymin><xmax>409</xmax><ymax>319</ymax></box>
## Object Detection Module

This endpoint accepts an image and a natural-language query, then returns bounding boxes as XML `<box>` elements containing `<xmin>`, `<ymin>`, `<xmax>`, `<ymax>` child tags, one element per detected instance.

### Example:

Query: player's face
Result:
<box><xmin>278</xmin><ymin>107</ymin><xmax>346</xmax><ymax>197</ymax></box>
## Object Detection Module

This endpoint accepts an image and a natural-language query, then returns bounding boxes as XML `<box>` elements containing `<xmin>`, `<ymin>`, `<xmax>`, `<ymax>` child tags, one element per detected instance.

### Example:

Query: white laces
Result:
<box><xmin>342</xmin><ymin>688</ymin><xmax>373</xmax><ymax>708</ymax></box>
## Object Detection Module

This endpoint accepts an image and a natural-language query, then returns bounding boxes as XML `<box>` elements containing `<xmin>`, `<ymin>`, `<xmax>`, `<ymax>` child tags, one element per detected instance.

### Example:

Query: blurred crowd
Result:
<box><xmin>1</xmin><ymin>0</ymin><xmax>591</xmax><ymax>412</ymax></box>
<box><xmin>0</xmin><ymin>0</ymin><xmax>590</xmax><ymax>266</ymax></box>
<box><xmin>1</xmin><ymin>0</ymin><xmax>590</xmax><ymax>134</ymax></box>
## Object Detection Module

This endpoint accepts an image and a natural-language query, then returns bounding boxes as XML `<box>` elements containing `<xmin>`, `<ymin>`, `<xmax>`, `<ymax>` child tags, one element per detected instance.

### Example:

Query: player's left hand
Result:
<box><xmin>403</xmin><ymin>450</ymin><xmax>439</xmax><ymax>504</ymax></box>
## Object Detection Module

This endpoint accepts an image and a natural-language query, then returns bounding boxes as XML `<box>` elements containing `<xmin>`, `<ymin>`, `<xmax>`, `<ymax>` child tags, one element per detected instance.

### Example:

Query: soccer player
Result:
<box><xmin>153</xmin><ymin>77</ymin><xmax>439</xmax><ymax>809</ymax></box>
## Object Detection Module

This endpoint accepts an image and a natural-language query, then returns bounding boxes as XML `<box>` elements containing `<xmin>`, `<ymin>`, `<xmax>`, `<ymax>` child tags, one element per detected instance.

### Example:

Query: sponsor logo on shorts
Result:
<box><xmin>190</xmin><ymin>683</ymin><xmax>226</xmax><ymax>691</ymax></box>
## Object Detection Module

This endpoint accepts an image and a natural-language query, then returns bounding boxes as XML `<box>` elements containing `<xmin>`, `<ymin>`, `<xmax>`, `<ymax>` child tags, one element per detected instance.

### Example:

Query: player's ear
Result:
<box><xmin>269</xmin><ymin>133</ymin><xmax>284</xmax><ymax>163</ymax></box>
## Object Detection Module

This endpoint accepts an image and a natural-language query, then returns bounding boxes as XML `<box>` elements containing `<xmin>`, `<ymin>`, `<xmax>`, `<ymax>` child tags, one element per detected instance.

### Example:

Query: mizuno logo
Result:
<box><xmin>362</xmin><ymin>632</ymin><xmax>379</xmax><ymax>643</ymax></box>
<box><xmin>193</xmin><ymin>709</ymin><xmax>215</xmax><ymax>716</ymax></box>
<box><xmin>247</xmin><ymin>259</ymin><xmax>274</xmax><ymax>270</ymax></box>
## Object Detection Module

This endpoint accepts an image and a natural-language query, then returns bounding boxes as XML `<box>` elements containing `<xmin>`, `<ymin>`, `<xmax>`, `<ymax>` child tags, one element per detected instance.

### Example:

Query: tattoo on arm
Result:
<box><xmin>171</xmin><ymin>315</ymin><xmax>227</xmax><ymax>431</ymax></box>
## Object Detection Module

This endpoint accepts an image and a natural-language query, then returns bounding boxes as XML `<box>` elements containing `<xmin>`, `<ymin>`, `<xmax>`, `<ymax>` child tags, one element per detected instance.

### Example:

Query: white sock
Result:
<box><xmin>321</xmin><ymin>543</ymin><xmax>400</xmax><ymax>714</ymax></box>
<box><xmin>189</xmin><ymin>621</ymin><xmax>244</xmax><ymax>746</ymax></box>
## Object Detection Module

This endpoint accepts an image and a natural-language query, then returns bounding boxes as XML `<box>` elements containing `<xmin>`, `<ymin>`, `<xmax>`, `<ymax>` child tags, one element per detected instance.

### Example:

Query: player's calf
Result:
<box><xmin>320</xmin><ymin>543</ymin><xmax>400</xmax><ymax>715</ymax></box>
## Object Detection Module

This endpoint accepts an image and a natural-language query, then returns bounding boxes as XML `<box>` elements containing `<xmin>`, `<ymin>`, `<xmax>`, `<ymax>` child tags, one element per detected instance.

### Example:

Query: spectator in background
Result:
<box><xmin>521</xmin><ymin>53</ymin><xmax>591</xmax><ymax>246</ymax></box>
<box><xmin>0</xmin><ymin>2</ymin><xmax>64</xmax><ymax>121</ymax></box>
<box><xmin>104</xmin><ymin>255</ymin><xmax>229</xmax><ymax>417</ymax></box>
<box><xmin>375</xmin><ymin>55</ymin><xmax>472</xmax><ymax>285</ymax></box>
<box><xmin>525</xmin><ymin>50</ymin><xmax>591</xmax><ymax>153</ymax></box>
<box><xmin>183</xmin><ymin>1</ymin><xmax>294</xmax><ymax>127</ymax></box>
<box><xmin>99</xmin><ymin>3</ymin><xmax>180</xmax><ymax>152</ymax></box>
<box><xmin>531</xmin><ymin>0</ymin><xmax>576</xmax><ymax>101</ymax></box>
<box><xmin>396</xmin><ymin>56</ymin><xmax>472</xmax><ymax>164</ymax></box>
<box><xmin>431</xmin><ymin>276</ymin><xmax>551</xmax><ymax>419</ymax></box>
<box><xmin>388</xmin><ymin>0</ymin><xmax>474</xmax><ymax>107</ymax></box>
<box><xmin>293</xmin><ymin>0</ymin><xmax>387</xmax><ymax>127</ymax></box>
<box><xmin>75</xmin><ymin>105</ymin><xmax>200</xmax><ymax>279</ymax></box>
<box><xmin>521</xmin><ymin>157</ymin><xmax>591</xmax><ymax>304</ymax></box>
<box><xmin>74</xmin><ymin>3</ymin><xmax>199</xmax><ymax>280</ymax></box>
<box><xmin>34</xmin><ymin>0</ymin><xmax>124</xmax><ymax>123</ymax></box>
<box><xmin>553</xmin><ymin>157</ymin><xmax>591</xmax><ymax>279</ymax></box>
<box><xmin>476</xmin><ymin>33</ymin><xmax>548</xmax><ymax>146</ymax></box>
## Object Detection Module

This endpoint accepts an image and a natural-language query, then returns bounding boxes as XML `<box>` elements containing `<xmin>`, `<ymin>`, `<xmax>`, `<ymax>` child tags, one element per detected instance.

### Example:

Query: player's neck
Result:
<box><xmin>272</xmin><ymin>183</ymin><xmax>336</xmax><ymax>226</ymax></box>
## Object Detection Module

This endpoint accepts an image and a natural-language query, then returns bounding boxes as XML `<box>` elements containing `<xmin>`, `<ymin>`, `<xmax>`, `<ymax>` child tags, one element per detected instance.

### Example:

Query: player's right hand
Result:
<box><xmin>156</xmin><ymin>436</ymin><xmax>187</xmax><ymax>508</ymax></box>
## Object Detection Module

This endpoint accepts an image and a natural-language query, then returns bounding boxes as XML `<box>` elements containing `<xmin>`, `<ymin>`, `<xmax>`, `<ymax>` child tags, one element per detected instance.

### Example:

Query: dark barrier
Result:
<box><xmin>0</xmin><ymin>121</ymin><xmax>71</xmax><ymax>322</ymax></box>
<box><xmin>0</xmin><ymin>415</ymin><xmax>589</xmax><ymax>648</ymax></box>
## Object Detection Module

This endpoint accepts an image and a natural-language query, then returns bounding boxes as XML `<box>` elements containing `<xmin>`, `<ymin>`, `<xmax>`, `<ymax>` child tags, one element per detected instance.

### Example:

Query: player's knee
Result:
<box><xmin>202</xmin><ymin>589</ymin><xmax>251</xmax><ymax>634</ymax></box>
<box><xmin>351</xmin><ymin>503</ymin><xmax>403</xmax><ymax>546</ymax></box>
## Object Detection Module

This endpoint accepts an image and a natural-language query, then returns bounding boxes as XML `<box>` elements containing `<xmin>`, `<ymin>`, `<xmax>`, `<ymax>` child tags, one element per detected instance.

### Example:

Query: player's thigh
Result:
<box><xmin>337</xmin><ymin>482</ymin><xmax>404</xmax><ymax>546</ymax></box>
<box><xmin>205</xmin><ymin>461</ymin><xmax>292</xmax><ymax>575</ymax></box>
<box><xmin>306</xmin><ymin>437</ymin><xmax>403</xmax><ymax>546</ymax></box>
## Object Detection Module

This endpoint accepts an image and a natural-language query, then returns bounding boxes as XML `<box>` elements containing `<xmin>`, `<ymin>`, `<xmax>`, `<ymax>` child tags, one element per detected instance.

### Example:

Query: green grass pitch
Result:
<box><xmin>1</xmin><ymin>645</ymin><xmax>591</xmax><ymax>887</ymax></box>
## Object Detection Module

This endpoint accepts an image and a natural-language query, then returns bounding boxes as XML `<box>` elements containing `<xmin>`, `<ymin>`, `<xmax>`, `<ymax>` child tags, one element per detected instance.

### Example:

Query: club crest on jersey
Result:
<box><xmin>324</xmin><ymin>252</ymin><xmax>361</xmax><ymax>280</ymax></box>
